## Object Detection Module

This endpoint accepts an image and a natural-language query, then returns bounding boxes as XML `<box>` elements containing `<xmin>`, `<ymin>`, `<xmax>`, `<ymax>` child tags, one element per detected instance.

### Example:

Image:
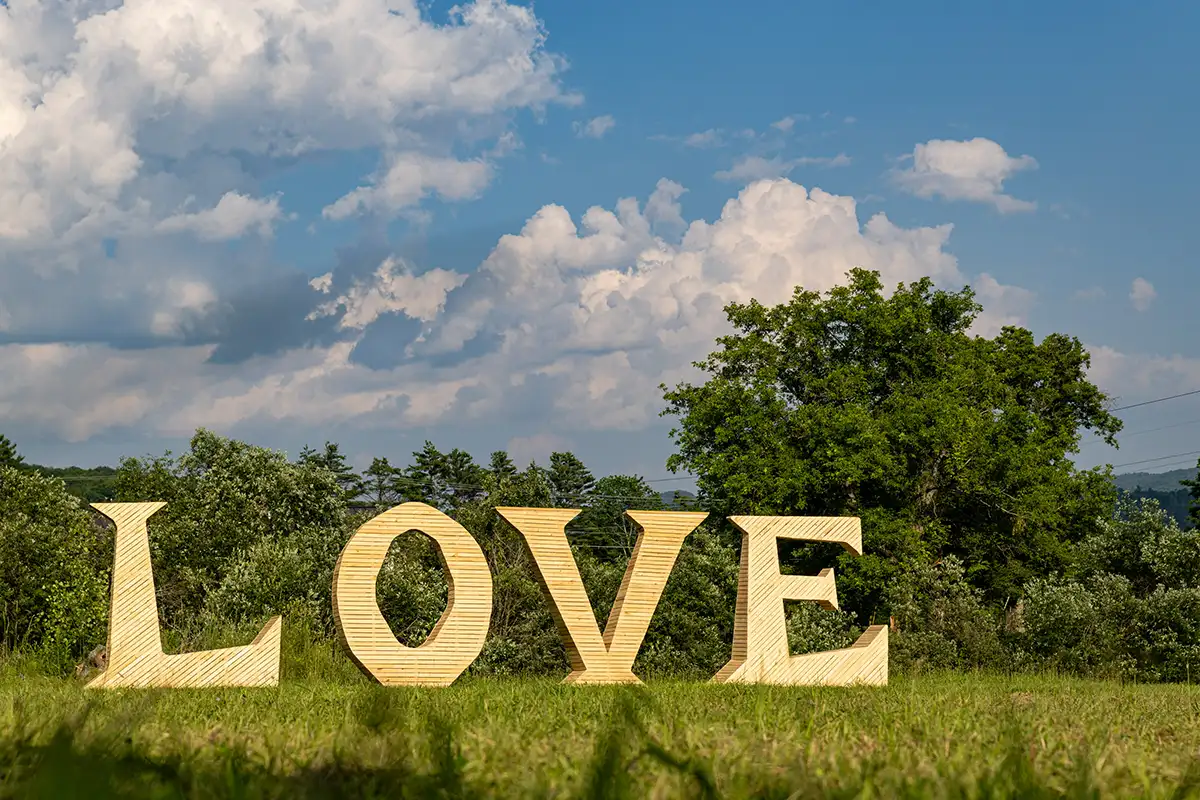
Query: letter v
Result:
<box><xmin>87</xmin><ymin>502</ymin><xmax>281</xmax><ymax>689</ymax></box>
<box><xmin>497</xmin><ymin>507</ymin><xmax>707</xmax><ymax>684</ymax></box>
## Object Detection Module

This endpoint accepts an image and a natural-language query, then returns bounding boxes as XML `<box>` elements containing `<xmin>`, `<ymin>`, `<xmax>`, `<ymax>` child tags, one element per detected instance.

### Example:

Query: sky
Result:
<box><xmin>1</xmin><ymin>0</ymin><xmax>1198</xmax><ymax>487</ymax></box>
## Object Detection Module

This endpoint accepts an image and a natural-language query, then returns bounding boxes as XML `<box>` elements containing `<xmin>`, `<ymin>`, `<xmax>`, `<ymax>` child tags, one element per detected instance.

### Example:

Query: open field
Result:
<box><xmin>6</xmin><ymin>653</ymin><xmax>1200</xmax><ymax>799</ymax></box>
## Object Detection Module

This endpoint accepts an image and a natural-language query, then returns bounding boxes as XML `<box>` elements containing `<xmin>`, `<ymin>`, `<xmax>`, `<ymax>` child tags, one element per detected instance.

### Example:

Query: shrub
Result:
<box><xmin>113</xmin><ymin>429</ymin><xmax>348</xmax><ymax>628</ymax></box>
<box><xmin>885</xmin><ymin>555</ymin><xmax>1006</xmax><ymax>674</ymax></box>
<box><xmin>0</xmin><ymin>467</ymin><xmax>109</xmax><ymax>672</ymax></box>
<box><xmin>1016</xmin><ymin>498</ymin><xmax>1200</xmax><ymax>682</ymax></box>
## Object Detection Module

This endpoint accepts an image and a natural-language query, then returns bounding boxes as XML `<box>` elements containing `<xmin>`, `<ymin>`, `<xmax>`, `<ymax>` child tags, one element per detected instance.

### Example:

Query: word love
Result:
<box><xmin>86</xmin><ymin>502</ymin><xmax>887</xmax><ymax>690</ymax></box>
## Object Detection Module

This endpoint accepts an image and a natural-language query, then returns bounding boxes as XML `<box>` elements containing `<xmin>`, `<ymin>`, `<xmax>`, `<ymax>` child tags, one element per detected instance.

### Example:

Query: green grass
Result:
<box><xmin>6</xmin><ymin>648</ymin><xmax>1200</xmax><ymax>798</ymax></box>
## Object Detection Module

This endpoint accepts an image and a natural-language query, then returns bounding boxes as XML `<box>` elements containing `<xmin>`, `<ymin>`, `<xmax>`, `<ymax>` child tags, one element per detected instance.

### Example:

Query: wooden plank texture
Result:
<box><xmin>712</xmin><ymin>515</ymin><xmax>888</xmax><ymax>687</ymax></box>
<box><xmin>497</xmin><ymin>507</ymin><xmax>708</xmax><ymax>684</ymax></box>
<box><xmin>86</xmin><ymin>502</ymin><xmax>281</xmax><ymax>689</ymax></box>
<box><xmin>332</xmin><ymin>502</ymin><xmax>492</xmax><ymax>687</ymax></box>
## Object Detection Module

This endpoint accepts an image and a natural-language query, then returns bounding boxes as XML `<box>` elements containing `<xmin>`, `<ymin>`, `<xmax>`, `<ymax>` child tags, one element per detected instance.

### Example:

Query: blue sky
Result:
<box><xmin>1</xmin><ymin>0</ymin><xmax>1197</xmax><ymax>484</ymax></box>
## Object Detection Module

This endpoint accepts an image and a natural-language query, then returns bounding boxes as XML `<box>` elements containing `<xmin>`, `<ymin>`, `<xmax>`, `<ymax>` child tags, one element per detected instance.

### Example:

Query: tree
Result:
<box><xmin>573</xmin><ymin>474</ymin><xmax>665</xmax><ymax>561</ymax></box>
<box><xmin>362</xmin><ymin>457</ymin><xmax>399</xmax><ymax>509</ymax></box>
<box><xmin>488</xmin><ymin>450</ymin><xmax>518</xmax><ymax>480</ymax></box>
<box><xmin>0</xmin><ymin>466</ymin><xmax>109</xmax><ymax>670</ymax></box>
<box><xmin>298</xmin><ymin>441</ymin><xmax>364</xmax><ymax>502</ymax></box>
<box><xmin>117</xmin><ymin>429</ymin><xmax>348</xmax><ymax>627</ymax></box>
<box><xmin>0</xmin><ymin>433</ymin><xmax>24</xmax><ymax>469</ymax></box>
<box><xmin>442</xmin><ymin>448</ymin><xmax>487</xmax><ymax>507</ymax></box>
<box><xmin>547</xmin><ymin>451</ymin><xmax>595</xmax><ymax>505</ymax></box>
<box><xmin>398</xmin><ymin>441</ymin><xmax>486</xmax><ymax>511</ymax></box>
<box><xmin>661</xmin><ymin>268</ymin><xmax>1122</xmax><ymax>621</ymax></box>
<box><xmin>1181</xmin><ymin>458</ymin><xmax>1200</xmax><ymax>531</ymax></box>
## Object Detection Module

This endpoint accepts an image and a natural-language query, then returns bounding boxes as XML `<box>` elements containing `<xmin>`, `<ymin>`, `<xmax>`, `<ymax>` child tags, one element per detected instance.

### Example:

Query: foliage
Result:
<box><xmin>1181</xmin><ymin>457</ymin><xmax>1200</xmax><ymax>531</ymax></box>
<box><xmin>202</xmin><ymin>527</ymin><xmax>345</xmax><ymax>629</ymax></box>
<box><xmin>0</xmin><ymin>467</ymin><xmax>109</xmax><ymax>670</ymax></box>
<box><xmin>785</xmin><ymin>601</ymin><xmax>861</xmax><ymax>656</ymax></box>
<box><xmin>0</xmin><ymin>434</ymin><xmax>25</xmax><ymax>469</ymax></box>
<box><xmin>572</xmin><ymin>474</ymin><xmax>665</xmax><ymax>563</ymax></box>
<box><xmin>1124</xmin><ymin>487</ymin><xmax>1193</xmax><ymax>530</ymax></box>
<box><xmin>30</xmin><ymin>465</ymin><xmax>118</xmax><ymax>503</ymax></box>
<box><xmin>548</xmin><ymin>451</ymin><xmax>596</xmax><ymax>504</ymax></box>
<box><xmin>298</xmin><ymin>441</ymin><xmax>364</xmax><ymax>503</ymax></box>
<box><xmin>662</xmin><ymin>267</ymin><xmax>1122</xmax><ymax>623</ymax></box>
<box><xmin>113</xmin><ymin>429</ymin><xmax>348</xmax><ymax>629</ymax></box>
<box><xmin>398</xmin><ymin>441</ymin><xmax>487</xmax><ymax>511</ymax></box>
<box><xmin>633</xmin><ymin>527</ymin><xmax>739</xmax><ymax>678</ymax></box>
<box><xmin>452</xmin><ymin>462</ymin><xmax>568</xmax><ymax>676</ymax></box>
<box><xmin>488</xmin><ymin>450</ymin><xmax>517</xmax><ymax>480</ymax></box>
<box><xmin>885</xmin><ymin>555</ymin><xmax>1006</xmax><ymax>674</ymax></box>
<box><xmin>1016</xmin><ymin>497</ymin><xmax>1200</xmax><ymax>682</ymax></box>
<box><xmin>360</xmin><ymin>456</ymin><xmax>399</xmax><ymax>510</ymax></box>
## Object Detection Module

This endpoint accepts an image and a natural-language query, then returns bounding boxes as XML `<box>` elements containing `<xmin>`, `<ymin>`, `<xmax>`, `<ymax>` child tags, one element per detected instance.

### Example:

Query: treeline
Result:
<box><xmin>6</xmin><ymin>268</ymin><xmax>1200</xmax><ymax>683</ymax></box>
<box><xmin>0</xmin><ymin>430</ymin><xmax>739</xmax><ymax>680</ymax></box>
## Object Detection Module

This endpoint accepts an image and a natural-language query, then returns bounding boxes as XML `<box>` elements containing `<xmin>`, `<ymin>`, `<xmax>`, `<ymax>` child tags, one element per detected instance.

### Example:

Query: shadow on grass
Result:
<box><xmin>5</xmin><ymin>689</ymin><xmax>1200</xmax><ymax>799</ymax></box>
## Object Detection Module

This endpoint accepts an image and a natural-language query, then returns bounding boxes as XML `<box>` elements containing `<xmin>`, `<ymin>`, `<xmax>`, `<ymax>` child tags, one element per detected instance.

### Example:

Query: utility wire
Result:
<box><xmin>1111</xmin><ymin>389</ymin><xmax>1200</xmax><ymax>412</ymax></box>
<box><xmin>1079</xmin><ymin>416</ymin><xmax>1200</xmax><ymax>448</ymax></box>
<box><xmin>1108</xmin><ymin>450</ymin><xmax>1200</xmax><ymax>470</ymax></box>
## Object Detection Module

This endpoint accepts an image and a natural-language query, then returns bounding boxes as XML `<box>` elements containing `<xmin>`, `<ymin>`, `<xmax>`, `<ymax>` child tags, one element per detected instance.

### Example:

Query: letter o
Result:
<box><xmin>332</xmin><ymin>502</ymin><xmax>493</xmax><ymax>686</ymax></box>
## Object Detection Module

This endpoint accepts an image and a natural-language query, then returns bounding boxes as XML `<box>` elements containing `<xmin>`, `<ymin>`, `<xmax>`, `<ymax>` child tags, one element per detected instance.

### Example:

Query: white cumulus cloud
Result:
<box><xmin>0</xmin><ymin>177</ymin><xmax>972</xmax><ymax>442</ymax></box>
<box><xmin>891</xmin><ymin>137</ymin><xmax>1038</xmax><ymax>212</ymax></box>
<box><xmin>323</xmin><ymin>154</ymin><xmax>493</xmax><ymax>220</ymax></box>
<box><xmin>715</xmin><ymin>153</ymin><xmax>851</xmax><ymax>182</ymax></box>
<box><xmin>0</xmin><ymin>0</ymin><xmax>571</xmax><ymax>341</ymax></box>
<box><xmin>1130</xmin><ymin>277</ymin><xmax>1157</xmax><ymax>312</ymax></box>
<box><xmin>308</xmin><ymin>257</ymin><xmax>467</xmax><ymax>330</ymax></box>
<box><xmin>573</xmin><ymin>115</ymin><xmax>615</xmax><ymax>139</ymax></box>
<box><xmin>157</xmin><ymin>192</ymin><xmax>285</xmax><ymax>240</ymax></box>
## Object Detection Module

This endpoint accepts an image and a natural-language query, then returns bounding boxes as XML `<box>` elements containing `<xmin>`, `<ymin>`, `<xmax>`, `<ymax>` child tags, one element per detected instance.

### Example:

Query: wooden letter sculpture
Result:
<box><xmin>712</xmin><ymin>516</ymin><xmax>887</xmax><ymax>687</ymax></box>
<box><xmin>498</xmin><ymin>507</ymin><xmax>708</xmax><ymax>684</ymax></box>
<box><xmin>87</xmin><ymin>503</ymin><xmax>281</xmax><ymax>689</ymax></box>
<box><xmin>332</xmin><ymin>502</ymin><xmax>493</xmax><ymax>686</ymax></box>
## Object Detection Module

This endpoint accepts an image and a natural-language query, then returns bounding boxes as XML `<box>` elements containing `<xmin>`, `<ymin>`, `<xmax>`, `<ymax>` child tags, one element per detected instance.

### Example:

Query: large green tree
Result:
<box><xmin>0</xmin><ymin>466</ymin><xmax>110</xmax><ymax>669</ymax></box>
<box><xmin>661</xmin><ymin>268</ymin><xmax>1122</xmax><ymax>620</ymax></box>
<box><xmin>362</xmin><ymin>457</ymin><xmax>399</xmax><ymax>509</ymax></box>
<box><xmin>116</xmin><ymin>429</ymin><xmax>348</xmax><ymax>627</ymax></box>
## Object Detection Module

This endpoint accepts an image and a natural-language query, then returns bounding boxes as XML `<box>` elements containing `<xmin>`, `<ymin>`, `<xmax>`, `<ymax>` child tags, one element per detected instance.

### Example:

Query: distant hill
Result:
<box><xmin>1113</xmin><ymin>467</ymin><xmax>1194</xmax><ymax>493</ymax></box>
<box><xmin>660</xmin><ymin>489</ymin><xmax>696</xmax><ymax>508</ymax></box>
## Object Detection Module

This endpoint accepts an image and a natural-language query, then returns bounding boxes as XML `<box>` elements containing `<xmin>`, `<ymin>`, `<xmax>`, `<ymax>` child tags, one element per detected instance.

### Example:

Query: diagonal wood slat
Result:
<box><xmin>86</xmin><ymin>502</ymin><xmax>281</xmax><ymax>689</ymax></box>
<box><xmin>712</xmin><ymin>515</ymin><xmax>887</xmax><ymax>687</ymax></box>
<box><xmin>497</xmin><ymin>507</ymin><xmax>708</xmax><ymax>684</ymax></box>
<box><xmin>332</xmin><ymin>502</ymin><xmax>493</xmax><ymax>687</ymax></box>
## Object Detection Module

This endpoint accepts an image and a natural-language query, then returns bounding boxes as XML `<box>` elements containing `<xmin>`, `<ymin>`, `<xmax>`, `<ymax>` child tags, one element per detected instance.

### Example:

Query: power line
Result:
<box><xmin>1113</xmin><ymin>457</ymin><xmax>1200</xmax><ymax>474</ymax></box>
<box><xmin>1111</xmin><ymin>389</ymin><xmax>1200</xmax><ymax>412</ymax></box>
<box><xmin>1079</xmin><ymin>416</ymin><xmax>1200</xmax><ymax>448</ymax></box>
<box><xmin>1108</xmin><ymin>450</ymin><xmax>1200</xmax><ymax>470</ymax></box>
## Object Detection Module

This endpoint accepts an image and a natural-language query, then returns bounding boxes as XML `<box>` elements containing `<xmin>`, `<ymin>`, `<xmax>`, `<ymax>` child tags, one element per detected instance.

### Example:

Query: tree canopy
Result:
<box><xmin>662</xmin><ymin>268</ymin><xmax>1123</xmax><ymax>620</ymax></box>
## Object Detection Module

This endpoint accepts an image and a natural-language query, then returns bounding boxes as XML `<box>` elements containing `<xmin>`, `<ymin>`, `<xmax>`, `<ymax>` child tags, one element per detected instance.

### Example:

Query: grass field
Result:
<box><xmin>5</xmin><ymin>645</ymin><xmax>1200</xmax><ymax>798</ymax></box>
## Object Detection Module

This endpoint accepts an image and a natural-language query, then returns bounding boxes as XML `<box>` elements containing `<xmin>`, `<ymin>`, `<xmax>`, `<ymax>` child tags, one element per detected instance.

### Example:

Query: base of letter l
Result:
<box><xmin>86</xmin><ymin>502</ymin><xmax>281</xmax><ymax>689</ymax></box>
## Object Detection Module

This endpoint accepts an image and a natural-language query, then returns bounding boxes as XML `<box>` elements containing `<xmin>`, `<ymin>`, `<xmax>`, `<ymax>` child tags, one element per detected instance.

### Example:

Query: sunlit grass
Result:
<box><xmin>5</xmin><ymin>646</ymin><xmax>1200</xmax><ymax>797</ymax></box>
